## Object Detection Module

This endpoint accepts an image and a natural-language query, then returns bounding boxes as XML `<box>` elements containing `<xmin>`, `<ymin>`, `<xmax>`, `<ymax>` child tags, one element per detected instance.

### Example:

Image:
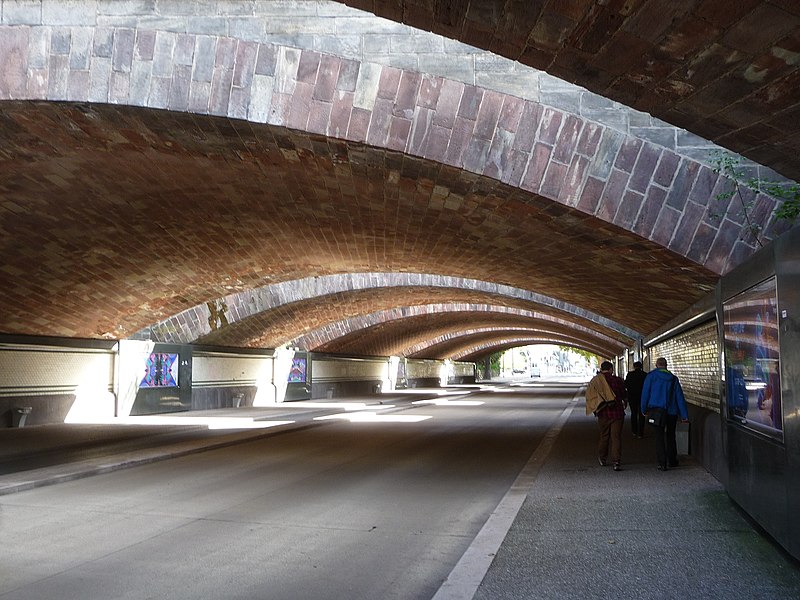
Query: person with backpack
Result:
<box><xmin>641</xmin><ymin>357</ymin><xmax>689</xmax><ymax>471</ymax></box>
<box><xmin>624</xmin><ymin>361</ymin><xmax>647</xmax><ymax>438</ymax></box>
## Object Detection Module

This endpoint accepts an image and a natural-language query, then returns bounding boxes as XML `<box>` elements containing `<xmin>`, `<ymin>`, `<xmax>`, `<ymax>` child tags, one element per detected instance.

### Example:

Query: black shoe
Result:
<box><xmin>613</xmin><ymin>463</ymin><xmax>622</xmax><ymax>471</ymax></box>
<box><xmin>668</xmin><ymin>461</ymin><xmax>679</xmax><ymax>468</ymax></box>
<box><xmin>599</xmin><ymin>457</ymin><xmax>607</xmax><ymax>466</ymax></box>
<box><xmin>657</xmin><ymin>465</ymin><xmax>668</xmax><ymax>471</ymax></box>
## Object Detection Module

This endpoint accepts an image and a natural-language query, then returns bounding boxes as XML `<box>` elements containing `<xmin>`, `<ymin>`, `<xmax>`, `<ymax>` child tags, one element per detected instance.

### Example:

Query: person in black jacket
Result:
<box><xmin>624</xmin><ymin>361</ymin><xmax>647</xmax><ymax>438</ymax></box>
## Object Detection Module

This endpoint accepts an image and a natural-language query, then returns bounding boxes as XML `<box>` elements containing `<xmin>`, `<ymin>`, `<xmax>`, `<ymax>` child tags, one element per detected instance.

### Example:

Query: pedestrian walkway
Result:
<box><xmin>2</xmin><ymin>389</ymin><xmax>799</xmax><ymax>599</ymax></box>
<box><xmin>469</xmin><ymin>397</ymin><xmax>800</xmax><ymax>599</ymax></box>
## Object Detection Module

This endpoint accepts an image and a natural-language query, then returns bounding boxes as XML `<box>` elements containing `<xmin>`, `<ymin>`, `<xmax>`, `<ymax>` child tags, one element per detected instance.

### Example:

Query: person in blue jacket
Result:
<box><xmin>641</xmin><ymin>357</ymin><xmax>689</xmax><ymax>471</ymax></box>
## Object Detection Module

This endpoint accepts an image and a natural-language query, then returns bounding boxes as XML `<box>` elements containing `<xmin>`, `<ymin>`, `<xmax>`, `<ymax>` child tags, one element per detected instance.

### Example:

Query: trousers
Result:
<box><xmin>654</xmin><ymin>413</ymin><xmax>679</xmax><ymax>467</ymax></box>
<box><xmin>597</xmin><ymin>415</ymin><xmax>623</xmax><ymax>464</ymax></box>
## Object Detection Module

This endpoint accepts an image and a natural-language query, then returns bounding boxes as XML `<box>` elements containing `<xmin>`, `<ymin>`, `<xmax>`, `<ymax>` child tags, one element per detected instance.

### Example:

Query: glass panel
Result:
<box><xmin>723</xmin><ymin>277</ymin><xmax>782</xmax><ymax>437</ymax></box>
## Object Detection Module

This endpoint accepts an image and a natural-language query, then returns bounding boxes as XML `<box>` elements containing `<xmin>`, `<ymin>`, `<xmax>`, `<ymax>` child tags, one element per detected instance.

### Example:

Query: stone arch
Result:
<box><xmin>0</xmin><ymin>24</ymin><xmax>786</xmax><ymax>274</ymax></box>
<box><xmin>453</xmin><ymin>337</ymin><xmax>609</xmax><ymax>362</ymax></box>
<box><xmin>406</xmin><ymin>328</ymin><xmax>611</xmax><ymax>360</ymax></box>
<box><xmin>1</xmin><ymin>13</ymin><xmax>789</xmax><ymax>349</ymax></box>
<box><xmin>292</xmin><ymin>306</ymin><xmax>623</xmax><ymax>357</ymax></box>
<box><xmin>140</xmin><ymin>273</ymin><xmax>638</xmax><ymax>347</ymax></box>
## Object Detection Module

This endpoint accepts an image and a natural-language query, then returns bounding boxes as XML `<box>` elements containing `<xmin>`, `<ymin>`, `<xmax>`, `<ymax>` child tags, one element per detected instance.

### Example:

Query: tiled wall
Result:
<box><xmin>651</xmin><ymin>319</ymin><xmax>720</xmax><ymax>413</ymax></box>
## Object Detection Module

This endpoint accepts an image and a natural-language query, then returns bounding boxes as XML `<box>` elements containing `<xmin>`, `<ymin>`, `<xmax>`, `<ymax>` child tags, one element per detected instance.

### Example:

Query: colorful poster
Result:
<box><xmin>140</xmin><ymin>353</ymin><xmax>180</xmax><ymax>388</ymax></box>
<box><xmin>288</xmin><ymin>357</ymin><xmax>307</xmax><ymax>383</ymax></box>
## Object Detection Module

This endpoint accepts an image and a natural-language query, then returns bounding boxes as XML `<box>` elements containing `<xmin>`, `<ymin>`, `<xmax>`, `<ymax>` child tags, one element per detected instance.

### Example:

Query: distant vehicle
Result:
<box><xmin>530</xmin><ymin>365</ymin><xmax>541</xmax><ymax>377</ymax></box>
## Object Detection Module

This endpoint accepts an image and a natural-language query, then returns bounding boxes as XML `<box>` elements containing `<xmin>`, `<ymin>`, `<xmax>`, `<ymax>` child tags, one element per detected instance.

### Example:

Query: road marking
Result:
<box><xmin>431</xmin><ymin>390</ymin><xmax>580</xmax><ymax>600</ymax></box>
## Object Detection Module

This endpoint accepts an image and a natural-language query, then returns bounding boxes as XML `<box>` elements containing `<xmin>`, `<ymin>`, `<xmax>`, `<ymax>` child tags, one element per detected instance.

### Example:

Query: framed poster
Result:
<box><xmin>288</xmin><ymin>357</ymin><xmax>307</xmax><ymax>383</ymax></box>
<box><xmin>723</xmin><ymin>277</ymin><xmax>782</xmax><ymax>437</ymax></box>
<box><xmin>139</xmin><ymin>352</ymin><xmax>180</xmax><ymax>388</ymax></box>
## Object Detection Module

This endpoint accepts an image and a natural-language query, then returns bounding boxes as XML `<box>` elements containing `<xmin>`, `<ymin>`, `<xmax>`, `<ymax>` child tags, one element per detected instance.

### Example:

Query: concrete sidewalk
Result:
<box><xmin>470</xmin><ymin>401</ymin><xmax>800</xmax><ymax>600</ymax></box>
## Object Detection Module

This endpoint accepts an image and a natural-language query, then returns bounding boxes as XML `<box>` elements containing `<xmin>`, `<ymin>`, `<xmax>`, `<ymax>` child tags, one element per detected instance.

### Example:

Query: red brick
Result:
<box><xmin>596</xmin><ymin>169</ymin><xmax>630</xmax><ymax>222</ymax></box>
<box><xmin>614</xmin><ymin>190</ymin><xmax>644</xmax><ymax>229</ymax></box>
<box><xmin>387</xmin><ymin>115</ymin><xmax>412</xmax><ymax>152</ymax></box>
<box><xmin>653</xmin><ymin>151</ymin><xmax>680</xmax><ymax>187</ymax></box>
<box><xmin>393</xmin><ymin>70</ymin><xmax>421</xmax><ymax>119</ymax></box>
<box><xmin>559</xmin><ymin>155</ymin><xmax>589</xmax><ymax>207</ymax></box>
<box><xmin>473</xmin><ymin>90</ymin><xmax>504</xmax><ymax>140</ymax></box>
<box><xmin>552</xmin><ymin>114</ymin><xmax>582</xmax><ymax>165</ymax></box>
<box><xmin>312</xmin><ymin>55</ymin><xmax>340</xmax><ymax>103</ymax></box>
<box><xmin>576</xmin><ymin>122</ymin><xmax>603</xmax><ymax>157</ymax></box>
<box><xmin>328</xmin><ymin>91</ymin><xmax>354</xmax><ymax>138</ymax></box>
<box><xmin>650</xmin><ymin>205</ymin><xmax>681</xmax><ymax>247</ymax></box>
<box><xmin>432</xmin><ymin>78</ymin><xmax>463</xmax><ymax>129</ymax></box>
<box><xmin>541</xmin><ymin>161</ymin><xmax>568</xmax><ymax>200</ymax></box>
<box><xmin>346</xmin><ymin>107</ymin><xmax>370</xmax><ymax>142</ymax></box>
<box><xmin>669</xmin><ymin>202</ymin><xmax>705</xmax><ymax>255</ymax></box>
<box><xmin>366</xmin><ymin>97</ymin><xmax>393</xmax><ymax>147</ymax></box>
<box><xmin>445</xmin><ymin>116</ymin><xmax>474</xmax><ymax>167</ymax></box>
<box><xmin>513</xmin><ymin>101</ymin><xmax>543</xmax><ymax>152</ymax></box>
<box><xmin>458</xmin><ymin>84</ymin><xmax>483</xmax><ymax>120</ymax></box>
<box><xmin>538</xmin><ymin>108</ymin><xmax>563</xmax><ymax>145</ymax></box>
<box><xmin>287</xmin><ymin>81</ymin><xmax>314</xmax><ymax>130</ymax></box>
<box><xmin>615</xmin><ymin>137</ymin><xmax>642</xmax><ymax>173</ymax></box>
<box><xmin>633</xmin><ymin>185</ymin><xmax>667</xmax><ymax>238</ymax></box>
<box><xmin>296</xmin><ymin>50</ymin><xmax>320</xmax><ymax>84</ymax></box>
<box><xmin>629</xmin><ymin>145</ymin><xmax>661</xmax><ymax>193</ymax></box>
<box><xmin>375</xmin><ymin>65</ymin><xmax>401</xmax><ymax>101</ymax></box>
<box><xmin>521</xmin><ymin>143</ymin><xmax>552</xmax><ymax>193</ymax></box>
<box><xmin>576</xmin><ymin>176</ymin><xmax>605</xmax><ymax>215</ymax></box>
<box><xmin>418</xmin><ymin>74</ymin><xmax>443</xmax><ymax>109</ymax></box>
<box><xmin>423</xmin><ymin>124</ymin><xmax>451</xmax><ymax>162</ymax></box>
<box><xmin>307</xmin><ymin>99</ymin><xmax>332</xmax><ymax>135</ymax></box>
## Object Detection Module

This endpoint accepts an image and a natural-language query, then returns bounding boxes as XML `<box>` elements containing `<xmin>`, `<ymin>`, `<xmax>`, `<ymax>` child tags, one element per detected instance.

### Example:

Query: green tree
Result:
<box><xmin>710</xmin><ymin>151</ymin><xmax>800</xmax><ymax>247</ymax></box>
<box><xmin>559</xmin><ymin>346</ymin><xmax>598</xmax><ymax>364</ymax></box>
<box><xmin>490</xmin><ymin>352</ymin><xmax>502</xmax><ymax>377</ymax></box>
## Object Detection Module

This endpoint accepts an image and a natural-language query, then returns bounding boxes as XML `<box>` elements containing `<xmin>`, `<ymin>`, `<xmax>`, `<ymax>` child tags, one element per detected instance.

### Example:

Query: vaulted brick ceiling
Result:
<box><xmin>342</xmin><ymin>0</ymin><xmax>800</xmax><ymax>182</ymax></box>
<box><xmin>0</xmin><ymin>101</ymin><xmax>716</xmax><ymax>353</ymax></box>
<box><xmin>308</xmin><ymin>311</ymin><xmax>615</xmax><ymax>359</ymax></box>
<box><xmin>196</xmin><ymin>287</ymin><xmax>629</xmax><ymax>354</ymax></box>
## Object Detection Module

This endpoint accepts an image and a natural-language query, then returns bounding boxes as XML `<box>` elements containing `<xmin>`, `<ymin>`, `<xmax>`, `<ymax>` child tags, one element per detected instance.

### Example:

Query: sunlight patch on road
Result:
<box><xmin>390</xmin><ymin>389</ymin><xmax>469</xmax><ymax>397</ymax></box>
<box><xmin>70</xmin><ymin>415</ymin><xmax>295</xmax><ymax>430</ymax></box>
<box><xmin>314</xmin><ymin>412</ymin><xmax>432</xmax><ymax>423</ymax></box>
<box><xmin>411</xmin><ymin>399</ymin><xmax>485</xmax><ymax>406</ymax></box>
<box><xmin>281</xmin><ymin>402</ymin><xmax>392</xmax><ymax>411</ymax></box>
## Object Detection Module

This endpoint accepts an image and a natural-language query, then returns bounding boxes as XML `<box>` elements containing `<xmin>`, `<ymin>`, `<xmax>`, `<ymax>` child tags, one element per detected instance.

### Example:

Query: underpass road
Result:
<box><xmin>0</xmin><ymin>385</ymin><xmax>578</xmax><ymax>600</ymax></box>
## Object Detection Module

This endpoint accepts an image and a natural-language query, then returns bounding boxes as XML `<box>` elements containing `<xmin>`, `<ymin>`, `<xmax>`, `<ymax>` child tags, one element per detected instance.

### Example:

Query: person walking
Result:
<box><xmin>624</xmin><ymin>361</ymin><xmax>647</xmax><ymax>438</ymax></box>
<box><xmin>588</xmin><ymin>361</ymin><xmax>626</xmax><ymax>471</ymax></box>
<box><xmin>641</xmin><ymin>357</ymin><xmax>689</xmax><ymax>471</ymax></box>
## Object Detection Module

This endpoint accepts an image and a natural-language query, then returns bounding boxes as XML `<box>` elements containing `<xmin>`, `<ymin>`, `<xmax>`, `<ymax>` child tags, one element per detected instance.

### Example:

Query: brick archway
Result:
<box><xmin>291</xmin><ymin>306</ymin><xmax>623</xmax><ymax>358</ymax></box>
<box><xmin>0</xmin><ymin>17</ymin><xmax>788</xmax><ymax>349</ymax></box>
<box><xmin>405</xmin><ymin>328</ymin><xmax>611</xmax><ymax>360</ymax></box>
<box><xmin>142</xmin><ymin>274</ymin><xmax>637</xmax><ymax>349</ymax></box>
<box><xmin>0</xmin><ymin>25</ymin><xmax>785</xmax><ymax>272</ymax></box>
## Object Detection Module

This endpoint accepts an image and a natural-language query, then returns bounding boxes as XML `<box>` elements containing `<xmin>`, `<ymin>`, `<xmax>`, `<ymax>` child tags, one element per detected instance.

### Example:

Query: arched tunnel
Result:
<box><xmin>0</xmin><ymin>0</ymin><xmax>796</xmax><ymax>364</ymax></box>
<box><xmin>2</xmin><ymin>0</ymin><xmax>800</xmax><ymax>587</ymax></box>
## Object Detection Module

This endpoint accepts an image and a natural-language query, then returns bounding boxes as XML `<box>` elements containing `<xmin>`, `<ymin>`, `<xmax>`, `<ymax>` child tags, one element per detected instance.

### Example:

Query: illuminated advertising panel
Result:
<box><xmin>288</xmin><ymin>357</ymin><xmax>307</xmax><ymax>383</ymax></box>
<box><xmin>139</xmin><ymin>352</ymin><xmax>180</xmax><ymax>388</ymax></box>
<box><xmin>723</xmin><ymin>277</ymin><xmax>782</xmax><ymax>437</ymax></box>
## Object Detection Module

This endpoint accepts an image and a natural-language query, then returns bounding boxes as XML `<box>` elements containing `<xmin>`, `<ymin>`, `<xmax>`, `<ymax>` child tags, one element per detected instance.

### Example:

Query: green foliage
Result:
<box><xmin>559</xmin><ymin>346</ymin><xmax>598</xmax><ymax>364</ymax></box>
<box><xmin>490</xmin><ymin>352</ymin><xmax>502</xmax><ymax>377</ymax></box>
<box><xmin>710</xmin><ymin>151</ymin><xmax>800</xmax><ymax>247</ymax></box>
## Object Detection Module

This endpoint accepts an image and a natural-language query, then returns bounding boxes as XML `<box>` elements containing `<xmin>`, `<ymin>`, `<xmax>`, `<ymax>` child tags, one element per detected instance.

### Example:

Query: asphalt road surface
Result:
<box><xmin>0</xmin><ymin>384</ymin><xmax>577</xmax><ymax>600</ymax></box>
